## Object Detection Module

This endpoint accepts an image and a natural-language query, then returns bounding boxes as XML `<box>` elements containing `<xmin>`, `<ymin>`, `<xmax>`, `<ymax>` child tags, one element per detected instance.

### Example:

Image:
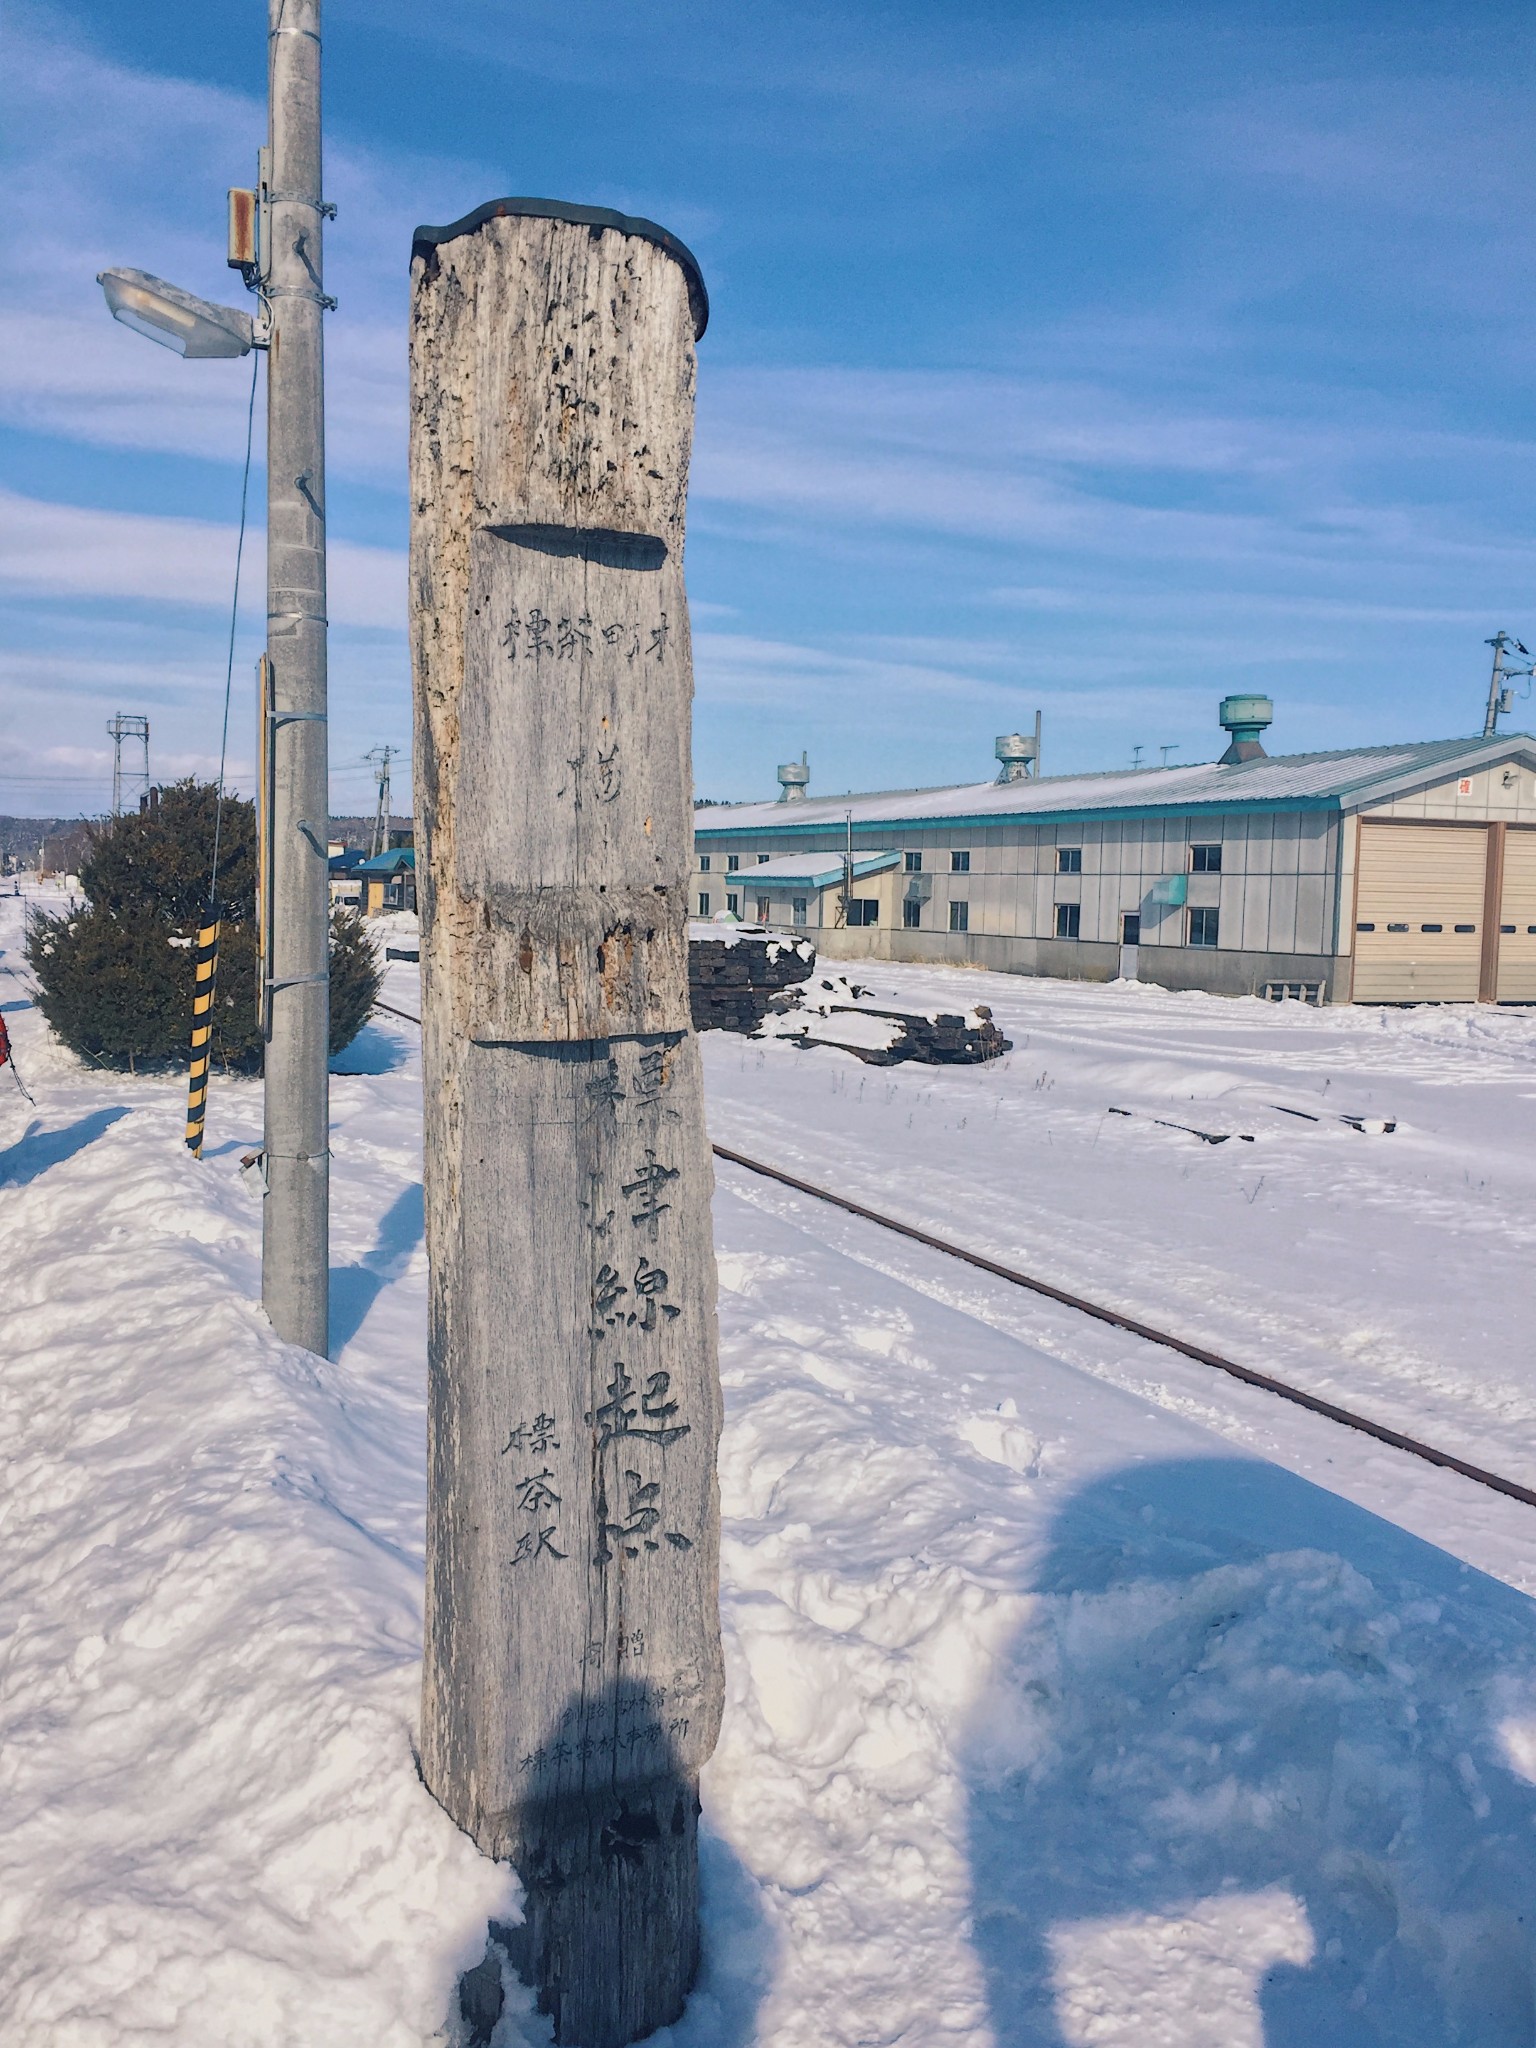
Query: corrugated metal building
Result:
<box><xmin>692</xmin><ymin>702</ymin><xmax>1536</xmax><ymax>1003</ymax></box>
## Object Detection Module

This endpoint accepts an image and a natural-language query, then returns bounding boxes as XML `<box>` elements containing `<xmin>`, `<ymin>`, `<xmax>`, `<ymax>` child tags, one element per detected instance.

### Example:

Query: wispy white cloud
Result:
<box><xmin>0</xmin><ymin>488</ymin><xmax>405</xmax><ymax>630</ymax></box>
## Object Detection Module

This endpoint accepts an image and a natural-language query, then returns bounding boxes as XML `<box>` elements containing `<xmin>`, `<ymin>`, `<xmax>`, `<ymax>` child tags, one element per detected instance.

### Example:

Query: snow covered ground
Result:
<box><xmin>6</xmin><ymin>883</ymin><xmax>1536</xmax><ymax>2046</ymax></box>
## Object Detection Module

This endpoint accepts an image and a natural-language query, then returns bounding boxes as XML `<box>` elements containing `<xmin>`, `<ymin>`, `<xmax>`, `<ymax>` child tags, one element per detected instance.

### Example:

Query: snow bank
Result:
<box><xmin>705</xmin><ymin>1192</ymin><xmax>1536</xmax><ymax>2046</ymax></box>
<box><xmin>8</xmin><ymin>903</ymin><xmax>1536</xmax><ymax>2046</ymax></box>
<box><xmin>1</xmin><ymin>911</ymin><xmax>515</xmax><ymax>2045</ymax></box>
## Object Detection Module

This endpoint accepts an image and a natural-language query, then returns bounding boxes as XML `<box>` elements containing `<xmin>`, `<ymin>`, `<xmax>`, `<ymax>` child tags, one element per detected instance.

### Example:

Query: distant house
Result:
<box><xmin>328</xmin><ymin>844</ymin><xmax>366</xmax><ymax>908</ymax></box>
<box><xmin>694</xmin><ymin>699</ymin><xmax>1536</xmax><ymax>1005</ymax></box>
<box><xmin>354</xmin><ymin>846</ymin><xmax>416</xmax><ymax>916</ymax></box>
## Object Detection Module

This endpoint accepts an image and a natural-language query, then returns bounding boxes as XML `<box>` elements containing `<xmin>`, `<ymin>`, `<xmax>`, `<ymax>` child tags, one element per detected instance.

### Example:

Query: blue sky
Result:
<box><xmin>3</xmin><ymin>1</ymin><xmax>1534</xmax><ymax>816</ymax></box>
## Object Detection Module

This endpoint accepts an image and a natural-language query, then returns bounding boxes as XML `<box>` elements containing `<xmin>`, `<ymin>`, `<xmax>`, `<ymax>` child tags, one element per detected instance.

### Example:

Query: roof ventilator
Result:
<box><xmin>777</xmin><ymin>752</ymin><xmax>810</xmax><ymax>802</ymax></box>
<box><xmin>1219</xmin><ymin>693</ymin><xmax>1273</xmax><ymax>765</ymax></box>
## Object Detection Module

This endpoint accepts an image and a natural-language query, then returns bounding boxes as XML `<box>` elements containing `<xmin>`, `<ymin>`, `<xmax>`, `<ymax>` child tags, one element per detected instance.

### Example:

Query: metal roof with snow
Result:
<box><xmin>693</xmin><ymin>734</ymin><xmax>1536</xmax><ymax>837</ymax></box>
<box><xmin>725</xmin><ymin>851</ymin><xmax>902</xmax><ymax>888</ymax></box>
<box><xmin>355</xmin><ymin>846</ymin><xmax>415</xmax><ymax>874</ymax></box>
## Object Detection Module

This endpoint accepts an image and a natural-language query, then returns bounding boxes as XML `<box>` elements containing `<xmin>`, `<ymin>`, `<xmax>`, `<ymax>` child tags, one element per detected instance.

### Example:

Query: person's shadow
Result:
<box><xmin>451</xmin><ymin>1679</ymin><xmax>774</xmax><ymax>2048</ymax></box>
<box><xmin>964</xmin><ymin>1456</ymin><xmax>1536</xmax><ymax>2045</ymax></box>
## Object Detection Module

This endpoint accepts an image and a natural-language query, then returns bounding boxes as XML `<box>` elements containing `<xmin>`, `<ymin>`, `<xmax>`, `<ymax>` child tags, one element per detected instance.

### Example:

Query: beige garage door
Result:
<box><xmin>1498</xmin><ymin>829</ymin><xmax>1536</xmax><ymax>1002</ymax></box>
<box><xmin>1353</xmin><ymin>823</ymin><xmax>1486</xmax><ymax>1001</ymax></box>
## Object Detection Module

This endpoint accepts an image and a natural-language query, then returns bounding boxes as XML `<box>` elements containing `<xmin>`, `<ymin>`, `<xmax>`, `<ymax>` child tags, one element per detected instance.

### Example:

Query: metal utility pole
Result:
<box><xmin>260</xmin><ymin>0</ymin><xmax>331</xmax><ymax>1354</ymax></box>
<box><xmin>1483</xmin><ymin>630</ymin><xmax>1533</xmax><ymax>738</ymax></box>
<box><xmin>366</xmin><ymin>744</ymin><xmax>394</xmax><ymax>856</ymax></box>
<box><xmin>107</xmin><ymin>714</ymin><xmax>149</xmax><ymax>815</ymax></box>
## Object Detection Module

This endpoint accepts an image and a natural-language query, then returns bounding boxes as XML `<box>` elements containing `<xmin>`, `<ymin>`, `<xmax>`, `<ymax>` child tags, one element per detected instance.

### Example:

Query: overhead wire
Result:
<box><xmin>187</xmin><ymin>350</ymin><xmax>261</xmax><ymax>1160</ymax></box>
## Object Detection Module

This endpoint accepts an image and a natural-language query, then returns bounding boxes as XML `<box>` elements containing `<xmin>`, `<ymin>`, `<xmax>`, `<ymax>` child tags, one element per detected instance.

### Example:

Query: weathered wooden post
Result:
<box><xmin>409</xmin><ymin>199</ymin><xmax>720</xmax><ymax>2048</ymax></box>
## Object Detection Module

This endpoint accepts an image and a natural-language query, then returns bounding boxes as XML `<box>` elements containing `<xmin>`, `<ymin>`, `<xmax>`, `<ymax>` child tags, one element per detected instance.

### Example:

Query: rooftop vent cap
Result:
<box><xmin>1218</xmin><ymin>693</ymin><xmax>1273</xmax><ymax>764</ymax></box>
<box><xmin>994</xmin><ymin>732</ymin><xmax>1038</xmax><ymax>783</ymax></box>
<box><xmin>776</xmin><ymin>752</ymin><xmax>810</xmax><ymax>803</ymax></box>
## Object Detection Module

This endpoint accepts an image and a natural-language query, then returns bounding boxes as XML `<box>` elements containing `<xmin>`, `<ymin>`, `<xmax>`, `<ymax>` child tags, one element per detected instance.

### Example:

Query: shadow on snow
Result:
<box><xmin>964</xmin><ymin>1455</ymin><xmax>1536</xmax><ymax>2046</ymax></box>
<box><xmin>0</xmin><ymin>1106</ymin><xmax>131</xmax><ymax>1188</ymax></box>
<box><xmin>329</xmin><ymin>1179</ymin><xmax>425</xmax><ymax>1354</ymax></box>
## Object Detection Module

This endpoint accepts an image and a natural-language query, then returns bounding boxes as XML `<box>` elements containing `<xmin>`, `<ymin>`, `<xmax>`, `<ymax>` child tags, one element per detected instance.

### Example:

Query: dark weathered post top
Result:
<box><xmin>409</xmin><ymin>198</ymin><xmax>719</xmax><ymax>2048</ymax></box>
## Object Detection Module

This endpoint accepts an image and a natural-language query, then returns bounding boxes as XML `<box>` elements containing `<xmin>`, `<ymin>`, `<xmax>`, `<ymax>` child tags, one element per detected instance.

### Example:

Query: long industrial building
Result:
<box><xmin>692</xmin><ymin>698</ymin><xmax>1536</xmax><ymax>1003</ymax></box>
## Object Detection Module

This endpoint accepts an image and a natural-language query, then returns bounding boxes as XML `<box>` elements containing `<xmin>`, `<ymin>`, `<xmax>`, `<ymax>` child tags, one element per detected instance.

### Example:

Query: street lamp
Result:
<box><xmin>97</xmin><ymin>266</ymin><xmax>258</xmax><ymax>358</ymax></box>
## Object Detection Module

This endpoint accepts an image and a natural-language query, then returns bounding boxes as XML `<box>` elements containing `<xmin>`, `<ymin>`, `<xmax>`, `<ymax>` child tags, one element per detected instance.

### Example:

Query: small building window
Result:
<box><xmin>757</xmin><ymin>853</ymin><xmax>770</xmax><ymax>864</ymax></box>
<box><xmin>727</xmin><ymin>854</ymin><xmax>740</xmax><ymax>872</ymax></box>
<box><xmin>697</xmin><ymin>892</ymin><xmax>710</xmax><ymax>915</ymax></box>
<box><xmin>904</xmin><ymin>851</ymin><xmax>923</xmax><ymax>873</ymax></box>
<box><xmin>903</xmin><ymin>899</ymin><xmax>922</xmax><ymax>929</ymax></box>
<box><xmin>1454</xmin><ymin>923</ymin><xmax>1475</xmax><ymax>934</ymax></box>
<box><xmin>1056</xmin><ymin>847</ymin><xmax>1082</xmax><ymax>874</ymax></box>
<box><xmin>1502</xmin><ymin>924</ymin><xmax>1517</xmax><ymax>934</ymax></box>
<box><xmin>1387</xmin><ymin>922</ymin><xmax>1409</xmax><ymax>932</ymax></box>
<box><xmin>1121</xmin><ymin>912</ymin><xmax>1140</xmax><ymax>945</ymax></box>
<box><xmin>727</xmin><ymin>891</ymin><xmax>740</xmax><ymax>915</ymax></box>
<box><xmin>1356</xmin><ymin>922</ymin><xmax>1375</xmax><ymax>932</ymax></box>
<box><xmin>792</xmin><ymin>897</ymin><xmax>808</xmax><ymax>926</ymax></box>
<box><xmin>848</xmin><ymin>899</ymin><xmax>878</xmax><ymax>926</ymax></box>
<box><xmin>1055</xmin><ymin>902</ymin><xmax>1081</xmax><ymax>939</ymax></box>
<box><xmin>950</xmin><ymin>849</ymin><xmax>970</xmax><ymax>873</ymax></box>
<box><xmin>699</xmin><ymin>854</ymin><xmax>711</xmax><ymax>872</ymax></box>
<box><xmin>756</xmin><ymin>896</ymin><xmax>771</xmax><ymax>922</ymax></box>
<box><xmin>1420</xmin><ymin>923</ymin><xmax>1443</xmax><ymax>933</ymax></box>
<box><xmin>1191</xmin><ymin>844</ymin><xmax>1222</xmax><ymax>873</ymax></box>
<box><xmin>1189</xmin><ymin>905</ymin><xmax>1220</xmax><ymax>948</ymax></box>
<box><xmin>949</xmin><ymin>900</ymin><xmax>969</xmax><ymax>933</ymax></box>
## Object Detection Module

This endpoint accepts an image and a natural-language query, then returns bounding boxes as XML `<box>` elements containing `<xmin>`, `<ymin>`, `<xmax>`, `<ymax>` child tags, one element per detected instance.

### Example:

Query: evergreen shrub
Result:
<box><xmin>26</xmin><ymin>780</ymin><xmax>381</xmax><ymax>1074</ymax></box>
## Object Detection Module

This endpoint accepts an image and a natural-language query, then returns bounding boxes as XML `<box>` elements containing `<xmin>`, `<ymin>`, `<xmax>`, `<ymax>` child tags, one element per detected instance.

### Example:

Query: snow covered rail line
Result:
<box><xmin>710</xmin><ymin>1141</ymin><xmax>1536</xmax><ymax>1515</ymax></box>
<box><xmin>372</xmin><ymin>991</ymin><xmax>1536</xmax><ymax>1512</ymax></box>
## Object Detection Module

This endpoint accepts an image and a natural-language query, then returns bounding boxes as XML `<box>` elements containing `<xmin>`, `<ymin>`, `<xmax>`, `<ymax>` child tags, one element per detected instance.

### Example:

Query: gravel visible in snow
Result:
<box><xmin>5</xmin><ymin>897</ymin><xmax>1536</xmax><ymax>2046</ymax></box>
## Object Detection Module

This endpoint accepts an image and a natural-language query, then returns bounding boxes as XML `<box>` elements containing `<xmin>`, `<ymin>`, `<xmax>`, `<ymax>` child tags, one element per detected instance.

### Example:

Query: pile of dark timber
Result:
<box><xmin>688</xmin><ymin>929</ymin><xmax>816</xmax><ymax>1033</ymax></box>
<box><xmin>811</xmin><ymin>1001</ymin><xmax>1012</xmax><ymax>1066</ymax></box>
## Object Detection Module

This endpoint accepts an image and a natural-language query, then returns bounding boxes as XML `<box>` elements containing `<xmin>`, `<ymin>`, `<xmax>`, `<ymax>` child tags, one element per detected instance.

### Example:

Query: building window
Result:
<box><xmin>848</xmin><ymin>899</ymin><xmax>878</xmax><ymax>926</ymax></box>
<box><xmin>699</xmin><ymin>854</ymin><xmax>711</xmax><ymax>872</ymax></box>
<box><xmin>792</xmin><ymin>897</ymin><xmax>808</xmax><ymax>926</ymax></box>
<box><xmin>1056</xmin><ymin>847</ymin><xmax>1082</xmax><ymax>874</ymax></box>
<box><xmin>904</xmin><ymin>850</ymin><xmax>923</xmax><ymax>873</ymax></box>
<box><xmin>757</xmin><ymin>853</ymin><xmax>770</xmax><ymax>864</ymax></box>
<box><xmin>949</xmin><ymin>900</ymin><xmax>969</xmax><ymax>933</ymax></box>
<box><xmin>1190</xmin><ymin>844</ymin><xmax>1222</xmax><ymax>873</ymax></box>
<box><xmin>1055</xmin><ymin>902</ymin><xmax>1081</xmax><ymax>939</ymax></box>
<box><xmin>727</xmin><ymin>854</ymin><xmax>740</xmax><ymax>872</ymax></box>
<box><xmin>727</xmin><ymin>891</ymin><xmax>740</xmax><ymax>915</ymax></box>
<box><xmin>950</xmin><ymin>849</ymin><xmax>970</xmax><ymax>873</ymax></box>
<box><xmin>756</xmin><ymin>896</ymin><xmax>771</xmax><ymax>922</ymax></box>
<box><xmin>1189</xmin><ymin>905</ymin><xmax>1220</xmax><ymax>948</ymax></box>
<box><xmin>1121</xmin><ymin>912</ymin><xmax>1140</xmax><ymax>945</ymax></box>
<box><xmin>697</xmin><ymin>892</ymin><xmax>710</xmax><ymax>916</ymax></box>
<box><xmin>903</xmin><ymin>899</ymin><xmax>922</xmax><ymax>929</ymax></box>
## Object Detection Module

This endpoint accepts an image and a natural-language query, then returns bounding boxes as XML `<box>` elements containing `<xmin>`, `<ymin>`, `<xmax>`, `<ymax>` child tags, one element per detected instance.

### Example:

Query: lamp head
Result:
<box><xmin>97</xmin><ymin>267</ymin><xmax>253</xmax><ymax>358</ymax></box>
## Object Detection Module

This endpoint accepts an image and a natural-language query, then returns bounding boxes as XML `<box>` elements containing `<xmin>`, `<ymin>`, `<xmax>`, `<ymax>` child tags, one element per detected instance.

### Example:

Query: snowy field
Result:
<box><xmin>6</xmin><ymin>883</ymin><xmax>1536</xmax><ymax>2046</ymax></box>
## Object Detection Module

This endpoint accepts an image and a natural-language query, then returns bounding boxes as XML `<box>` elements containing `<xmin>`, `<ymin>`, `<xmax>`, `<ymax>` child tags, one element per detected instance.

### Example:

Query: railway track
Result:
<box><xmin>373</xmin><ymin>993</ymin><xmax>1536</xmax><ymax>1515</ymax></box>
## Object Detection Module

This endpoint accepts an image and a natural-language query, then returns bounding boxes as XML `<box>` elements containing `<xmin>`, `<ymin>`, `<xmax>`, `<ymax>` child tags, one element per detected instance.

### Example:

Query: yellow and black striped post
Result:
<box><xmin>186</xmin><ymin>920</ymin><xmax>220</xmax><ymax>1156</ymax></box>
